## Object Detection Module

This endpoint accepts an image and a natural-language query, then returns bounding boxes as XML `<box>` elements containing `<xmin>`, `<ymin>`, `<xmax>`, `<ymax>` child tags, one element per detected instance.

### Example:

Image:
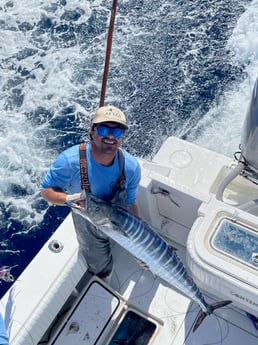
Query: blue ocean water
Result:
<box><xmin>0</xmin><ymin>0</ymin><xmax>257</xmax><ymax>297</ymax></box>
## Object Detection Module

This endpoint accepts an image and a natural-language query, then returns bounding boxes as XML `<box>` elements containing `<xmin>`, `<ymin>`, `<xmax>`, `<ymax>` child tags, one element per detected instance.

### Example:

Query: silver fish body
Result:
<box><xmin>110</xmin><ymin>206</ymin><xmax>210</xmax><ymax>312</ymax></box>
<box><xmin>71</xmin><ymin>193</ymin><xmax>231</xmax><ymax>331</ymax></box>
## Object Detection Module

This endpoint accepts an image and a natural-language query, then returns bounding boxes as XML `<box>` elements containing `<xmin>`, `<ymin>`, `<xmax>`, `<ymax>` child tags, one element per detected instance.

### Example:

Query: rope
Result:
<box><xmin>99</xmin><ymin>0</ymin><xmax>118</xmax><ymax>107</ymax></box>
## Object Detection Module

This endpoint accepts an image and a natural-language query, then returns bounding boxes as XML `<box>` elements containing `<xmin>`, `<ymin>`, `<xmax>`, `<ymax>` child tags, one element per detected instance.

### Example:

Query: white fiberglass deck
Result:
<box><xmin>111</xmin><ymin>244</ymin><xmax>257</xmax><ymax>345</ymax></box>
<box><xmin>50</xmin><ymin>242</ymin><xmax>258</xmax><ymax>345</ymax></box>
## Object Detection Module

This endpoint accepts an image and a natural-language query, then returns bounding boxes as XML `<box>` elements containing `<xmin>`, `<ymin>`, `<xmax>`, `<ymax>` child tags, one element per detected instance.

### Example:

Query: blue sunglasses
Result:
<box><xmin>95</xmin><ymin>125</ymin><xmax>125</xmax><ymax>139</ymax></box>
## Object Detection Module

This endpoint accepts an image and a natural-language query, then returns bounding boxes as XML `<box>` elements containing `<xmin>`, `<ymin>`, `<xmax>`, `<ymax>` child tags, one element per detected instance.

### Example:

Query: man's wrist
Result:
<box><xmin>65</xmin><ymin>193</ymin><xmax>82</xmax><ymax>206</ymax></box>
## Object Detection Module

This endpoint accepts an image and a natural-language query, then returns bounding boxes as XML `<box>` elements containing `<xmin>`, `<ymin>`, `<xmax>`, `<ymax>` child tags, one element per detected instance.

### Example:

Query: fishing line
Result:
<box><xmin>119</xmin><ymin>267</ymin><xmax>156</xmax><ymax>300</ymax></box>
<box><xmin>212</xmin><ymin>316</ymin><xmax>230</xmax><ymax>345</ymax></box>
<box><xmin>190</xmin><ymin>307</ymin><xmax>230</xmax><ymax>345</ymax></box>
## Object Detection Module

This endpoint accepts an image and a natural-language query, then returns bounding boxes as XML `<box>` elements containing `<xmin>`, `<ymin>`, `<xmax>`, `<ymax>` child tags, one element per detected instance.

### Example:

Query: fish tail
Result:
<box><xmin>193</xmin><ymin>300</ymin><xmax>232</xmax><ymax>332</ymax></box>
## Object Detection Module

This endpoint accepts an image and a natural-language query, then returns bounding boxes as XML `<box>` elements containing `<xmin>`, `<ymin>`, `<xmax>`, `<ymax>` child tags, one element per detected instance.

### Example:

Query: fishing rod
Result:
<box><xmin>99</xmin><ymin>0</ymin><xmax>118</xmax><ymax>107</ymax></box>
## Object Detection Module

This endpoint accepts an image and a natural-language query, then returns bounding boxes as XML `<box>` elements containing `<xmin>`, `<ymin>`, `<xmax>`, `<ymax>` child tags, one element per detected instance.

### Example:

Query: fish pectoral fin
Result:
<box><xmin>96</xmin><ymin>218</ymin><xmax>114</xmax><ymax>229</ymax></box>
<box><xmin>109</xmin><ymin>220</ymin><xmax>131</xmax><ymax>235</ymax></box>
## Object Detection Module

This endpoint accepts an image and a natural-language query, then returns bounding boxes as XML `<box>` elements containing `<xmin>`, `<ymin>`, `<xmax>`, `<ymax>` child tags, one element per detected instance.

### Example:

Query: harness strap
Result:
<box><xmin>109</xmin><ymin>148</ymin><xmax>126</xmax><ymax>200</ymax></box>
<box><xmin>79</xmin><ymin>143</ymin><xmax>126</xmax><ymax>199</ymax></box>
<box><xmin>79</xmin><ymin>143</ymin><xmax>90</xmax><ymax>192</ymax></box>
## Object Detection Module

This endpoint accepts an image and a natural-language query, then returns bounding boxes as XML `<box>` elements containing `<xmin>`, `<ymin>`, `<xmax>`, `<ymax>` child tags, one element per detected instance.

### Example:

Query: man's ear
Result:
<box><xmin>89</xmin><ymin>126</ymin><xmax>94</xmax><ymax>141</ymax></box>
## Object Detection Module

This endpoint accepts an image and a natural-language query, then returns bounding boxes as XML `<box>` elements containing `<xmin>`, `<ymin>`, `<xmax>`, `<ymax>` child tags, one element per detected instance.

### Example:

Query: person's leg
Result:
<box><xmin>72</xmin><ymin>211</ymin><xmax>113</xmax><ymax>277</ymax></box>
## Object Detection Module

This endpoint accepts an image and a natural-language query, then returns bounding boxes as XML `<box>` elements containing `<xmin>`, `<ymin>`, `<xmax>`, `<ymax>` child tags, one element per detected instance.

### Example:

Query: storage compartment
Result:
<box><xmin>211</xmin><ymin>219</ymin><xmax>258</xmax><ymax>268</ymax></box>
<box><xmin>50</xmin><ymin>281</ymin><xmax>121</xmax><ymax>345</ymax></box>
<box><xmin>186</xmin><ymin>199</ymin><xmax>258</xmax><ymax>316</ymax></box>
<box><xmin>50</xmin><ymin>278</ymin><xmax>161</xmax><ymax>345</ymax></box>
<box><xmin>108</xmin><ymin>310</ymin><xmax>157</xmax><ymax>345</ymax></box>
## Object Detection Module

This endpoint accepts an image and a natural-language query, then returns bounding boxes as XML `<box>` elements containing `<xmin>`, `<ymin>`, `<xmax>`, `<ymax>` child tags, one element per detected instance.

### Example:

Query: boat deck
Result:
<box><xmin>2</xmin><ymin>136</ymin><xmax>258</xmax><ymax>345</ymax></box>
<box><xmin>49</xmin><ymin>242</ymin><xmax>258</xmax><ymax>345</ymax></box>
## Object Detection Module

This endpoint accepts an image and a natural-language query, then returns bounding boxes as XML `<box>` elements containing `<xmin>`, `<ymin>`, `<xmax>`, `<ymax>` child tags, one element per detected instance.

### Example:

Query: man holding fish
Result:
<box><xmin>41</xmin><ymin>105</ymin><xmax>141</xmax><ymax>281</ymax></box>
<box><xmin>41</xmin><ymin>105</ymin><xmax>232</xmax><ymax>332</ymax></box>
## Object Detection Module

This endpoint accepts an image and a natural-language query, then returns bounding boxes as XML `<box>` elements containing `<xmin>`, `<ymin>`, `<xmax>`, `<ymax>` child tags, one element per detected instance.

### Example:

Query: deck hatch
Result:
<box><xmin>50</xmin><ymin>281</ymin><xmax>120</xmax><ymax>345</ymax></box>
<box><xmin>211</xmin><ymin>218</ymin><xmax>258</xmax><ymax>269</ymax></box>
<box><xmin>108</xmin><ymin>310</ymin><xmax>157</xmax><ymax>345</ymax></box>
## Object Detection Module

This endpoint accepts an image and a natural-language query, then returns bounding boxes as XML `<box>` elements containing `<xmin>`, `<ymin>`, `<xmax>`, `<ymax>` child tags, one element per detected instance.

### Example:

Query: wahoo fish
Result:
<box><xmin>69</xmin><ymin>193</ymin><xmax>231</xmax><ymax>332</ymax></box>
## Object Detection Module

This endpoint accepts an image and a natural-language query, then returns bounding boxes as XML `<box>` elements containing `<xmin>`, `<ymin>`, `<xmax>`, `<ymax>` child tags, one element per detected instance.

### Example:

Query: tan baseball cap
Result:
<box><xmin>92</xmin><ymin>105</ymin><xmax>128</xmax><ymax>129</ymax></box>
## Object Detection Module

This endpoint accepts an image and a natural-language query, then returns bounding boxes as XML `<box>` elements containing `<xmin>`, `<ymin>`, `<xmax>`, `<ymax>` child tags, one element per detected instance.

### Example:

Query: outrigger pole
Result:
<box><xmin>99</xmin><ymin>0</ymin><xmax>118</xmax><ymax>107</ymax></box>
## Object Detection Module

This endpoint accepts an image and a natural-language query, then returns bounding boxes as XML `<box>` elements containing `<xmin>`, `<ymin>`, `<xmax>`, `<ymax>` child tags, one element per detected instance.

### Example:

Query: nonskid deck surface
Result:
<box><xmin>108</xmin><ymin>243</ymin><xmax>257</xmax><ymax>345</ymax></box>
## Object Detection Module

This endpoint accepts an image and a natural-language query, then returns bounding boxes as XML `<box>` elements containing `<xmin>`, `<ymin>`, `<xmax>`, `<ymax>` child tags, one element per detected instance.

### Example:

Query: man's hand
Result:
<box><xmin>65</xmin><ymin>193</ymin><xmax>86</xmax><ymax>209</ymax></box>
